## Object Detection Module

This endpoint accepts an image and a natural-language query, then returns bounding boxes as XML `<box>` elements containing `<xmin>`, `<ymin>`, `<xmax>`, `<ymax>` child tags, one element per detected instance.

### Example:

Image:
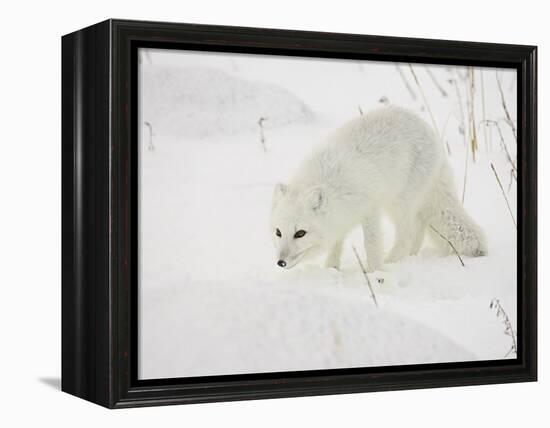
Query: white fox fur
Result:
<box><xmin>270</xmin><ymin>106</ymin><xmax>487</xmax><ymax>271</ymax></box>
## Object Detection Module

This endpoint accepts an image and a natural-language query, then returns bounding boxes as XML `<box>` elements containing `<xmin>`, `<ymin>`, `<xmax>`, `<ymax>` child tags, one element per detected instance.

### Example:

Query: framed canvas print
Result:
<box><xmin>62</xmin><ymin>19</ymin><xmax>537</xmax><ymax>408</ymax></box>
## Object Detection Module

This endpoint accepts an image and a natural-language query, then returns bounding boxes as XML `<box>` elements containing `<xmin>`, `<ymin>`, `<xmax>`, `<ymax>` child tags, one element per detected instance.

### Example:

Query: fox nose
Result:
<box><xmin>277</xmin><ymin>260</ymin><xmax>287</xmax><ymax>268</ymax></box>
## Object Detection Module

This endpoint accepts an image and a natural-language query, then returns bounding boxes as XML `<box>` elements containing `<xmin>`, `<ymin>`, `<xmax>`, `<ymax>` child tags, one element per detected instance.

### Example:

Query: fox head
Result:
<box><xmin>270</xmin><ymin>182</ymin><xmax>329</xmax><ymax>269</ymax></box>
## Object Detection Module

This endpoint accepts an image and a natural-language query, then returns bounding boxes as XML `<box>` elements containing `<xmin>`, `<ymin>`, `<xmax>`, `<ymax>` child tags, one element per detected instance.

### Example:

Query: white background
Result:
<box><xmin>0</xmin><ymin>0</ymin><xmax>545</xmax><ymax>426</ymax></box>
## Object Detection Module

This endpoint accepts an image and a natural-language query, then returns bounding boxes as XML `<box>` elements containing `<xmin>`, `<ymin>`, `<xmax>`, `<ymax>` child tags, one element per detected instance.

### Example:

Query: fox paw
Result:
<box><xmin>324</xmin><ymin>260</ymin><xmax>341</xmax><ymax>270</ymax></box>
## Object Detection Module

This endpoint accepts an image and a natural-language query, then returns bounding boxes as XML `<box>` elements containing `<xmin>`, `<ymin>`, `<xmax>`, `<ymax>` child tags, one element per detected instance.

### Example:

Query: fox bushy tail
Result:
<box><xmin>422</xmin><ymin>160</ymin><xmax>487</xmax><ymax>257</ymax></box>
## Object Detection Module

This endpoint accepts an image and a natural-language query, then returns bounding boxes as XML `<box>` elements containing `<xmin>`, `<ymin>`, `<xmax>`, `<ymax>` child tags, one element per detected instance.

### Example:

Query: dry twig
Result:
<box><xmin>426</xmin><ymin>68</ymin><xmax>448</xmax><ymax>97</ymax></box>
<box><xmin>352</xmin><ymin>246</ymin><xmax>378</xmax><ymax>308</ymax></box>
<box><xmin>484</xmin><ymin>120</ymin><xmax>517</xmax><ymax>177</ymax></box>
<box><xmin>490</xmin><ymin>299</ymin><xmax>518</xmax><ymax>358</ymax></box>
<box><xmin>408</xmin><ymin>64</ymin><xmax>440</xmax><ymax>139</ymax></box>
<box><xmin>429</xmin><ymin>225</ymin><xmax>465</xmax><ymax>267</ymax></box>
<box><xmin>395</xmin><ymin>65</ymin><xmax>417</xmax><ymax>102</ymax></box>
<box><xmin>496</xmin><ymin>72</ymin><xmax>517</xmax><ymax>141</ymax></box>
<box><xmin>258</xmin><ymin>117</ymin><xmax>268</xmax><ymax>152</ymax></box>
<box><xmin>491</xmin><ymin>163</ymin><xmax>517</xmax><ymax>228</ymax></box>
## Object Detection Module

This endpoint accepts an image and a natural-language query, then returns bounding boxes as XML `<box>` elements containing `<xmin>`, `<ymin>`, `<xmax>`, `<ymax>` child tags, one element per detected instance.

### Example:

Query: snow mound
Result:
<box><xmin>140</xmin><ymin>66</ymin><xmax>315</xmax><ymax>138</ymax></box>
<box><xmin>139</xmin><ymin>280</ymin><xmax>474</xmax><ymax>379</ymax></box>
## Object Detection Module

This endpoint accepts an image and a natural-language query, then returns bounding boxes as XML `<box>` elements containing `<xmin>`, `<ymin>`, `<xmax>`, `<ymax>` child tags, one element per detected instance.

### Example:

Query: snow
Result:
<box><xmin>138</xmin><ymin>49</ymin><xmax>517</xmax><ymax>379</ymax></box>
<box><xmin>141</xmin><ymin>278</ymin><xmax>475</xmax><ymax>378</ymax></box>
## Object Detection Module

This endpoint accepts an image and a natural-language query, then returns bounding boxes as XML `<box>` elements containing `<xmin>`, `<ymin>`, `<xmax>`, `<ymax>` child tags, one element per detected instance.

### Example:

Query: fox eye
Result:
<box><xmin>275</xmin><ymin>228</ymin><xmax>282</xmax><ymax>237</ymax></box>
<box><xmin>294</xmin><ymin>230</ymin><xmax>307</xmax><ymax>239</ymax></box>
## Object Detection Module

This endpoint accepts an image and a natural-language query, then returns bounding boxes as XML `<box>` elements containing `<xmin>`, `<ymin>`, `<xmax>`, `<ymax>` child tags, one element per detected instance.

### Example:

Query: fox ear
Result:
<box><xmin>308</xmin><ymin>187</ymin><xmax>326</xmax><ymax>212</ymax></box>
<box><xmin>273</xmin><ymin>183</ymin><xmax>288</xmax><ymax>204</ymax></box>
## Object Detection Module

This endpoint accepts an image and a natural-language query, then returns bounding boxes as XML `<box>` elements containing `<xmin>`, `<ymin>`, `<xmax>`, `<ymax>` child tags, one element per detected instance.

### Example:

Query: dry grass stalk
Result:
<box><xmin>484</xmin><ymin>120</ymin><xmax>517</xmax><ymax>177</ymax></box>
<box><xmin>408</xmin><ymin>64</ymin><xmax>440</xmax><ymax>139</ymax></box>
<box><xmin>258</xmin><ymin>117</ymin><xmax>268</xmax><ymax>152</ymax></box>
<box><xmin>496</xmin><ymin>72</ymin><xmax>517</xmax><ymax>141</ymax></box>
<box><xmin>479</xmin><ymin>69</ymin><xmax>489</xmax><ymax>151</ymax></box>
<box><xmin>426</xmin><ymin>68</ymin><xmax>448</xmax><ymax>97</ymax></box>
<box><xmin>441</xmin><ymin>111</ymin><xmax>452</xmax><ymax>136</ymax></box>
<box><xmin>508</xmin><ymin>169</ymin><xmax>515</xmax><ymax>192</ymax></box>
<box><xmin>467</xmin><ymin>68</ymin><xmax>478</xmax><ymax>162</ymax></box>
<box><xmin>441</xmin><ymin>112</ymin><xmax>453</xmax><ymax>156</ymax></box>
<box><xmin>144</xmin><ymin>121</ymin><xmax>155</xmax><ymax>151</ymax></box>
<box><xmin>491</xmin><ymin>163</ymin><xmax>517</xmax><ymax>228</ymax></box>
<box><xmin>489</xmin><ymin>299</ymin><xmax>518</xmax><ymax>357</ymax></box>
<box><xmin>352</xmin><ymin>246</ymin><xmax>379</xmax><ymax>308</ymax></box>
<box><xmin>395</xmin><ymin>65</ymin><xmax>417</xmax><ymax>102</ymax></box>
<box><xmin>461</xmin><ymin>148</ymin><xmax>469</xmax><ymax>204</ymax></box>
<box><xmin>450</xmin><ymin>74</ymin><xmax>467</xmax><ymax>147</ymax></box>
<box><xmin>445</xmin><ymin>140</ymin><xmax>452</xmax><ymax>156</ymax></box>
<box><xmin>429</xmin><ymin>225</ymin><xmax>465</xmax><ymax>267</ymax></box>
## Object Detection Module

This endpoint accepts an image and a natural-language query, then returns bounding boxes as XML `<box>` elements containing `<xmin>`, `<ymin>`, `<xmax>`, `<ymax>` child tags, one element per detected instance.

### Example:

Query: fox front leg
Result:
<box><xmin>362</xmin><ymin>213</ymin><xmax>383</xmax><ymax>272</ymax></box>
<box><xmin>325</xmin><ymin>240</ymin><xmax>344</xmax><ymax>270</ymax></box>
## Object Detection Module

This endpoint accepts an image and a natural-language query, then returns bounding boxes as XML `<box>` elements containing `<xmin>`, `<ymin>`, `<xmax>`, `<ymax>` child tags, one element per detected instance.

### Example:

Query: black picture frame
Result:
<box><xmin>61</xmin><ymin>19</ymin><xmax>537</xmax><ymax>409</ymax></box>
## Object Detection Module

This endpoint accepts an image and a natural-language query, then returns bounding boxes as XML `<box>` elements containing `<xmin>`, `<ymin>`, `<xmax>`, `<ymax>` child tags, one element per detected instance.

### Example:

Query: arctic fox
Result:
<box><xmin>270</xmin><ymin>106</ymin><xmax>487</xmax><ymax>271</ymax></box>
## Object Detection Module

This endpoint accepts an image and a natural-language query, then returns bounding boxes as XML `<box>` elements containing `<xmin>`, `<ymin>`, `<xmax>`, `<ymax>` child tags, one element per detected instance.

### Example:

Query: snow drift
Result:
<box><xmin>140</xmin><ymin>279</ymin><xmax>474</xmax><ymax>378</ymax></box>
<box><xmin>139</xmin><ymin>66</ymin><xmax>315</xmax><ymax>138</ymax></box>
